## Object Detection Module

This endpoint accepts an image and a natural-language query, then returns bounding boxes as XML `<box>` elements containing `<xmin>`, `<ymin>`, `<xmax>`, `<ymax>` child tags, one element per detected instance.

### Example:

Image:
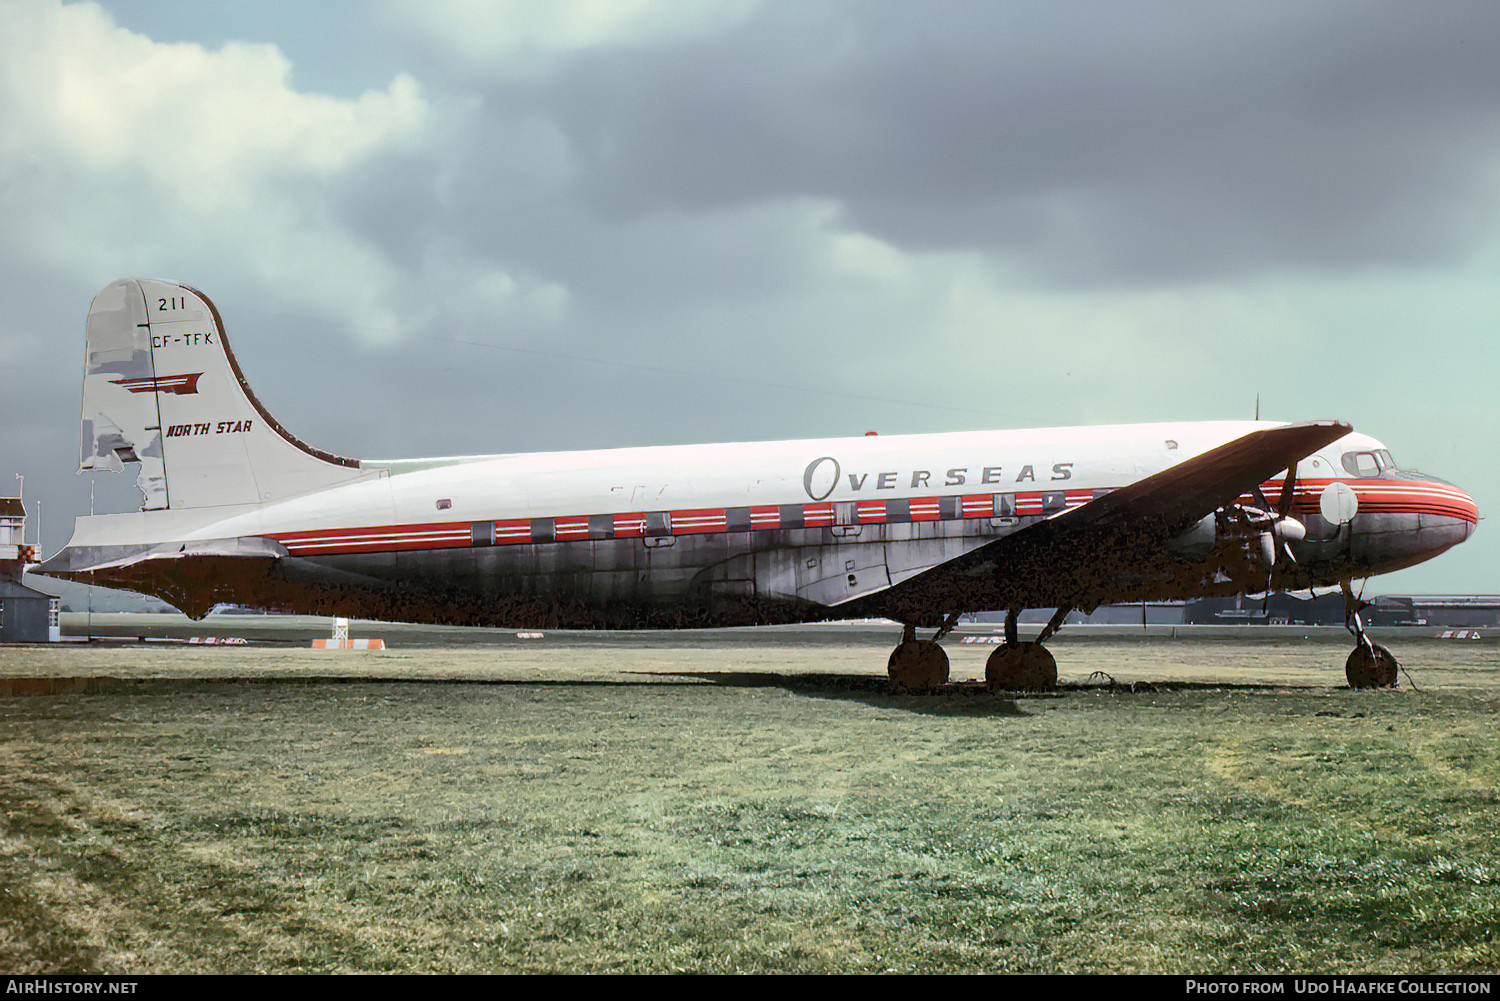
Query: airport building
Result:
<box><xmin>0</xmin><ymin>497</ymin><xmax>59</xmax><ymax>643</ymax></box>
<box><xmin>1184</xmin><ymin>593</ymin><xmax>1500</xmax><ymax>628</ymax></box>
<box><xmin>975</xmin><ymin>593</ymin><xmax>1499</xmax><ymax>629</ymax></box>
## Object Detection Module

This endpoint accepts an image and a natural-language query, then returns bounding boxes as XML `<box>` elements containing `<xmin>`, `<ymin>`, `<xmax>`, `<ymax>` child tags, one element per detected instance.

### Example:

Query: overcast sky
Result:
<box><xmin>1</xmin><ymin>0</ymin><xmax>1495</xmax><ymax>597</ymax></box>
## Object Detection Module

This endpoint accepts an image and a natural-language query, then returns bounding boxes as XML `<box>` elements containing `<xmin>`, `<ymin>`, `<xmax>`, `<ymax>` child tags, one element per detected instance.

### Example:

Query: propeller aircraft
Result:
<box><xmin>38</xmin><ymin>279</ymin><xmax>1480</xmax><ymax>689</ymax></box>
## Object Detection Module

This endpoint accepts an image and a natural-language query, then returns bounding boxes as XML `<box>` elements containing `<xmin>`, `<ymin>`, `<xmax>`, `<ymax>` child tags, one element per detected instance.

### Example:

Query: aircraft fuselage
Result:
<box><xmin>49</xmin><ymin>419</ymin><xmax>1477</xmax><ymax>626</ymax></box>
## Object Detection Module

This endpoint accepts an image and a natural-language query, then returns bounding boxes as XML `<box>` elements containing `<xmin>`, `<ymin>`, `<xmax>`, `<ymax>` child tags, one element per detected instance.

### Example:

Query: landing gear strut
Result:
<box><xmin>1342</xmin><ymin>581</ymin><xmax>1397</xmax><ymax>689</ymax></box>
<box><xmin>887</xmin><ymin>622</ymin><xmax>951</xmax><ymax>692</ymax></box>
<box><xmin>985</xmin><ymin>607</ymin><xmax>1063</xmax><ymax>692</ymax></box>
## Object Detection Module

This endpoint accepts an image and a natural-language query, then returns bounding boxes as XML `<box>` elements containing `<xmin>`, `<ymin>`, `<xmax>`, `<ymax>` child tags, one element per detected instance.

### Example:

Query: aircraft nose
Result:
<box><xmin>1430</xmin><ymin>479</ymin><xmax>1480</xmax><ymax>532</ymax></box>
<box><xmin>1340</xmin><ymin>475</ymin><xmax>1477</xmax><ymax>574</ymax></box>
<box><xmin>1411</xmin><ymin>477</ymin><xmax>1479</xmax><ymax>554</ymax></box>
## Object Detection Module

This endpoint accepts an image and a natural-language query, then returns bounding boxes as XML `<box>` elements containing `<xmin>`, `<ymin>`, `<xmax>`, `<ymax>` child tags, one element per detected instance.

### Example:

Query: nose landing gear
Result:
<box><xmin>1342</xmin><ymin>581</ymin><xmax>1398</xmax><ymax>688</ymax></box>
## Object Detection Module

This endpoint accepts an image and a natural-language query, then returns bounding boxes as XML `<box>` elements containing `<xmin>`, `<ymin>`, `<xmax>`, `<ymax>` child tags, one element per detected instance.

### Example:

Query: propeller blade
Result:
<box><xmin>1275</xmin><ymin>515</ymin><xmax>1306</xmax><ymax>543</ymax></box>
<box><xmin>1277</xmin><ymin>464</ymin><xmax>1297</xmax><ymax>517</ymax></box>
<box><xmin>1276</xmin><ymin>466</ymin><xmax>1300</xmax><ymax>565</ymax></box>
<box><xmin>1259</xmin><ymin>531</ymin><xmax>1277</xmax><ymax>568</ymax></box>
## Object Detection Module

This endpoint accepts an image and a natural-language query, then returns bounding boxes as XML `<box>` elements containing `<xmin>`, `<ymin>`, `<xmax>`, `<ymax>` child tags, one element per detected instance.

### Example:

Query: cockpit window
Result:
<box><xmin>1342</xmin><ymin>450</ymin><xmax>1395</xmax><ymax>478</ymax></box>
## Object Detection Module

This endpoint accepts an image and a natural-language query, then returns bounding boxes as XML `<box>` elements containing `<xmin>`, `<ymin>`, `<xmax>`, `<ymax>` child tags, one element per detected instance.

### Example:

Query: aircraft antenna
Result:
<box><xmin>87</xmin><ymin>473</ymin><xmax>94</xmax><ymax>638</ymax></box>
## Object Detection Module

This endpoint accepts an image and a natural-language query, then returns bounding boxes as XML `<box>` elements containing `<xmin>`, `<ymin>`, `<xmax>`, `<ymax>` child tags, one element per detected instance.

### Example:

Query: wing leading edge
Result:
<box><xmin>865</xmin><ymin>420</ymin><xmax>1353</xmax><ymax>624</ymax></box>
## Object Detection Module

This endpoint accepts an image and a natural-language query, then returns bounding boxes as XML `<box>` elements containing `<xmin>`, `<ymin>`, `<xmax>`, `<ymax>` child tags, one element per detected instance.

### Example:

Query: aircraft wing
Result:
<box><xmin>868</xmin><ymin>420</ymin><xmax>1353</xmax><ymax>622</ymax></box>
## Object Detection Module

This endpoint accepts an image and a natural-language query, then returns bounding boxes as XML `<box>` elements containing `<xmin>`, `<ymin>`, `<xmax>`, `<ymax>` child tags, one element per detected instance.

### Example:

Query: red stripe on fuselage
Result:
<box><xmin>267</xmin><ymin>476</ymin><xmax>1475</xmax><ymax>557</ymax></box>
<box><xmin>1249</xmin><ymin>478</ymin><xmax>1479</xmax><ymax>524</ymax></box>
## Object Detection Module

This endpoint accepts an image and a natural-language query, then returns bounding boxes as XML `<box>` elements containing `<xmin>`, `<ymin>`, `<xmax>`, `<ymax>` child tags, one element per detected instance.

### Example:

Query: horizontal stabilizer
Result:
<box><xmin>37</xmin><ymin>535</ymin><xmax>289</xmax><ymax>575</ymax></box>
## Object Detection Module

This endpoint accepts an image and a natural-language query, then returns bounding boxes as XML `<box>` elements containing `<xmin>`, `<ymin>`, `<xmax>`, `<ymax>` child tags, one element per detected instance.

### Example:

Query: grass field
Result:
<box><xmin>1</xmin><ymin>626</ymin><xmax>1498</xmax><ymax>973</ymax></box>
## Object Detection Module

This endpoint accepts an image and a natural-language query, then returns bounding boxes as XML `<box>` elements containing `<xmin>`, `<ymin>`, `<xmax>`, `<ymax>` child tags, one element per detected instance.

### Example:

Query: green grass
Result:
<box><xmin>1</xmin><ymin>632</ymin><xmax>1498</xmax><ymax>973</ymax></box>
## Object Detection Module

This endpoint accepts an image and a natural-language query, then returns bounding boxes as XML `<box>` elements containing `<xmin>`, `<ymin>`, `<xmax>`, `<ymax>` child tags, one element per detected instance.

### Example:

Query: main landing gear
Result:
<box><xmin>887</xmin><ymin>622</ymin><xmax>951</xmax><ymax>692</ymax></box>
<box><xmin>886</xmin><ymin>608</ymin><xmax>1063</xmax><ymax>693</ymax></box>
<box><xmin>1342</xmin><ymin>581</ymin><xmax>1398</xmax><ymax>689</ymax></box>
<box><xmin>984</xmin><ymin>607</ymin><xmax>1061</xmax><ymax>693</ymax></box>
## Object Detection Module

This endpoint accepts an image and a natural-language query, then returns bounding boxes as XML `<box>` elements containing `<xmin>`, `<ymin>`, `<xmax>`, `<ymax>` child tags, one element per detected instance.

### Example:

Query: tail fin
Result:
<box><xmin>81</xmin><ymin>278</ymin><xmax>369</xmax><ymax>510</ymax></box>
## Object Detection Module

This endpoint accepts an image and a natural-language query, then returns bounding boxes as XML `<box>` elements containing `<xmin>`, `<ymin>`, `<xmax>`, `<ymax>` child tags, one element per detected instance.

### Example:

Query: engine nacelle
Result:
<box><xmin>1166</xmin><ymin>514</ymin><xmax>1217</xmax><ymax>561</ymax></box>
<box><xmin>1166</xmin><ymin>507</ymin><xmax>1307</xmax><ymax>567</ymax></box>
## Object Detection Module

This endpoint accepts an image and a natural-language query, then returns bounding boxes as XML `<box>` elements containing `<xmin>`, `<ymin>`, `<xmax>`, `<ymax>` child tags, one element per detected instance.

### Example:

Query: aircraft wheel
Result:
<box><xmin>1345</xmin><ymin>643</ymin><xmax>1398</xmax><ymax>689</ymax></box>
<box><xmin>986</xmin><ymin>642</ymin><xmax>1058</xmax><ymax>692</ymax></box>
<box><xmin>887</xmin><ymin>638</ymin><xmax>949</xmax><ymax>692</ymax></box>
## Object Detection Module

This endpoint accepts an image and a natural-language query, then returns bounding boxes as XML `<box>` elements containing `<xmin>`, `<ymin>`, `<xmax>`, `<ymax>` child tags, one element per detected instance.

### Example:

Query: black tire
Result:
<box><xmin>887</xmin><ymin>639</ymin><xmax>950</xmax><ymax>692</ymax></box>
<box><xmin>985</xmin><ymin>642</ymin><xmax>1058</xmax><ymax>692</ymax></box>
<box><xmin>1345</xmin><ymin>643</ymin><xmax>1398</xmax><ymax>688</ymax></box>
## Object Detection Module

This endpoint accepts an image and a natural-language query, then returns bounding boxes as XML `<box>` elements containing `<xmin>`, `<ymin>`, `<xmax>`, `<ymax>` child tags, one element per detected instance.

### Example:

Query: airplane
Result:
<box><xmin>38</xmin><ymin>279</ymin><xmax>1479</xmax><ymax>690</ymax></box>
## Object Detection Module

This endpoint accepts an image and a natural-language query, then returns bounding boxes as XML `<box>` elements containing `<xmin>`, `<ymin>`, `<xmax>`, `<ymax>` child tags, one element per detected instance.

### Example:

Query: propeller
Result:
<box><xmin>1247</xmin><ymin>464</ymin><xmax>1305</xmax><ymax>568</ymax></box>
<box><xmin>1218</xmin><ymin>464</ymin><xmax>1305</xmax><ymax>611</ymax></box>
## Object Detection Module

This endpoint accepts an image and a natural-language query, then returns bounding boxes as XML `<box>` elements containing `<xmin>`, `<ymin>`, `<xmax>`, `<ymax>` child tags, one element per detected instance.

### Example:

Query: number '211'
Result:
<box><xmin>158</xmin><ymin>297</ymin><xmax>187</xmax><ymax>311</ymax></box>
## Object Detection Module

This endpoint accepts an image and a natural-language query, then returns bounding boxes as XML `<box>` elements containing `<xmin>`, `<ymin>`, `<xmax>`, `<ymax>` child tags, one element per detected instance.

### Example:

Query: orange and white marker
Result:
<box><xmin>312</xmin><ymin>617</ymin><xmax>385</xmax><ymax>650</ymax></box>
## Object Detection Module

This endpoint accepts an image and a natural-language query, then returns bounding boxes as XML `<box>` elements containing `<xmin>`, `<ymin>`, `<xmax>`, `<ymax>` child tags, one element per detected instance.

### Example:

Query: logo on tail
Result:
<box><xmin>111</xmin><ymin>373</ymin><xmax>203</xmax><ymax>395</ymax></box>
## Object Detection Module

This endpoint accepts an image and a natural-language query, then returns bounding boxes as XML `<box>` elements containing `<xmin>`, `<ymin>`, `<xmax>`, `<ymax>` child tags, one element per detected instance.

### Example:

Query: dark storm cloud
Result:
<box><xmin>515</xmin><ymin>1</ymin><xmax>1500</xmax><ymax>284</ymax></box>
<box><xmin>315</xmin><ymin>0</ymin><xmax>1500</xmax><ymax>317</ymax></box>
